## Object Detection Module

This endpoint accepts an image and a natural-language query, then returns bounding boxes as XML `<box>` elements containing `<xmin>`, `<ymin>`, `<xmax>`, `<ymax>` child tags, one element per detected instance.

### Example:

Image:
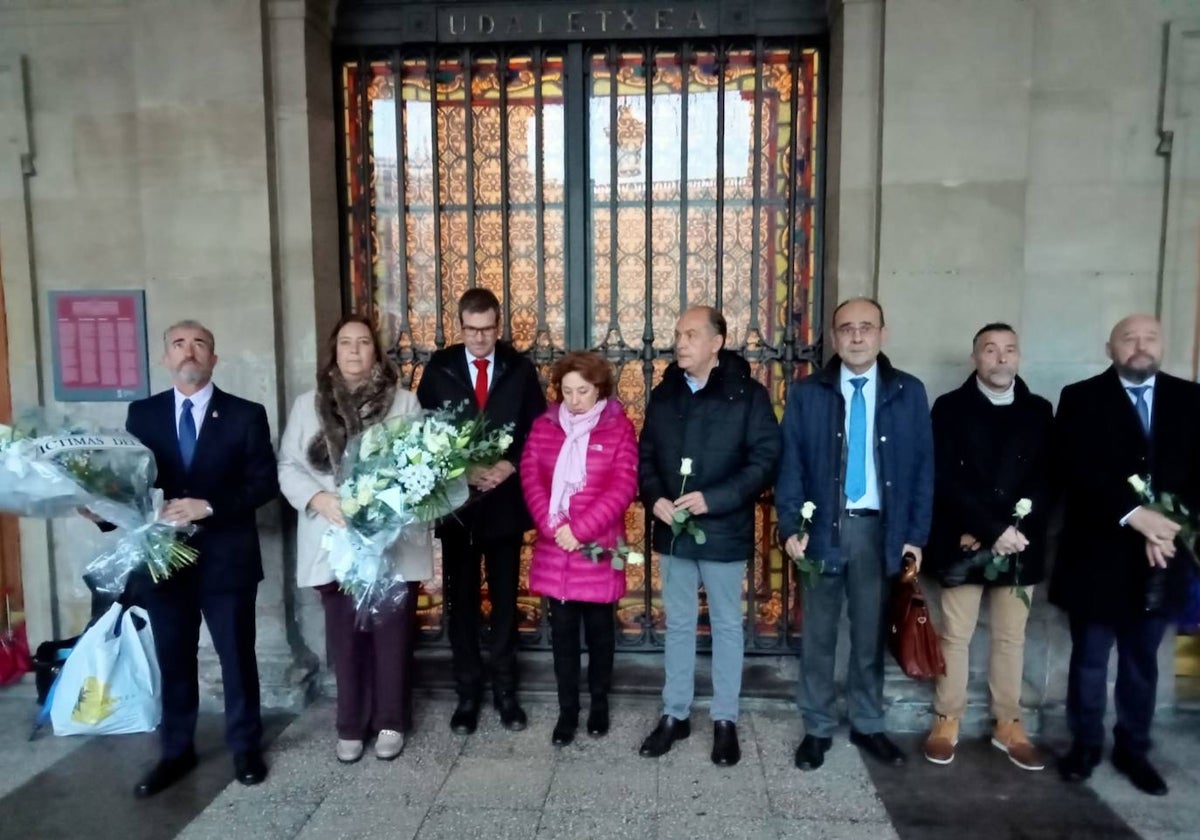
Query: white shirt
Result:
<box><xmin>465</xmin><ymin>347</ymin><xmax>496</xmax><ymax>392</ymax></box>
<box><xmin>174</xmin><ymin>382</ymin><xmax>214</xmax><ymax>438</ymax></box>
<box><xmin>841</xmin><ymin>362</ymin><xmax>881</xmax><ymax>510</ymax></box>
<box><xmin>1118</xmin><ymin>374</ymin><xmax>1156</xmax><ymax>526</ymax></box>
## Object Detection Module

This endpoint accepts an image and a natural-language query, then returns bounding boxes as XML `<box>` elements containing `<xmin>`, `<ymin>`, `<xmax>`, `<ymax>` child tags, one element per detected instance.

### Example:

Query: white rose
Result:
<box><xmin>1014</xmin><ymin>498</ymin><xmax>1032</xmax><ymax>519</ymax></box>
<box><xmin>800</xmin><ymin>501</ymin><xmax>817</xmax><ymax>520</ymax></box>
<box><xmin>680</xmin><ymin>458</ymin><xmax>693</xmax><ymax>476</ymax></box>
<box><xmin>355</xmin><ymin>482</ymin><xmax>375</xmax><ymax>507</ymax></box>
<box><xmin>1128</xmin><ymin>475</ymin><xmax>1147</xmax><ymax>495</ymax></box>
<box><xmin>626</xmin><ymin>551</ymin><xmax>645</xmax><ymax>567</ymax></box>
<box><xmin>498</xmin><ymin>433</ymin><xmax>514</xmax><ymax>451</ymax></box>
<box><xmin>340</xmin><ymin>498</ymin><xmax>361</xmax><ymax>517</ymax></box>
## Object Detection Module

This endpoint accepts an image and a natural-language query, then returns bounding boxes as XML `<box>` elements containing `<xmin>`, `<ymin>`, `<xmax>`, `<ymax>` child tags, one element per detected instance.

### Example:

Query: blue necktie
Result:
<box><xmin>1127</xmin><ymin>386</ymin><xmax>1151</xmax><ymax>436</ymax></box>
<box><xmin>846</xmin><ymin>377</ymin><xmax>868</xmax><ymax>503</ymax></box>
<box><xmin>179</xmin><ymin>398</ymin><xmax>197</xmax><ymax>469</ymax></box>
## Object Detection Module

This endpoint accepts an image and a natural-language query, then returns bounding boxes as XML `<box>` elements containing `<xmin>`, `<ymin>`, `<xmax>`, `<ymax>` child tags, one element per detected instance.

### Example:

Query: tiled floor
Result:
<box><xmin>1</xmin><ymin>690</ymin><xmax>1198</xmax><ymax>840</ymax></box>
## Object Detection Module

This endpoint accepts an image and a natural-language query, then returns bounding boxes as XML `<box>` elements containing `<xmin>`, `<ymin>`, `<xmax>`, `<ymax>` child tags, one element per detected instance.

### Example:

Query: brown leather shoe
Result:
<box><xmin>992</xmin><ymin>719</ymin><xmax>1045</xmax><ymax>771</ymax></box>
<box><xmin>923</xmin><ymin>715</ymin><xmax>959</xmax><ymax>765</ymax></box>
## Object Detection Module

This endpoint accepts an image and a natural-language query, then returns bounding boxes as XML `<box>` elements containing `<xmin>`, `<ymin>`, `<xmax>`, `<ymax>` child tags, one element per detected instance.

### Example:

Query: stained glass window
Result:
<box><xmin>340</xmin><ymin>41</ymin><xmax>822</xmax><ymax>650</ymax></box>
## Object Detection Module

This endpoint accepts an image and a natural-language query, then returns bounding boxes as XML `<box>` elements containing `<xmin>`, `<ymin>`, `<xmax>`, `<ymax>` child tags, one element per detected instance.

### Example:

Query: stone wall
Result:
<box><xmin>830</xmin><ymin>0</ymin><xmax>1200</xmax><ymax>726</ymax></box>
<box><xmin>0</xmin><ymin>0</ymin><xmax>331</xmax><ymax>708</ymax></box>
<box><xmin>1</xmin><ymin>0</ymin><xmax>1197</xmax><ymax>719</ymax></box>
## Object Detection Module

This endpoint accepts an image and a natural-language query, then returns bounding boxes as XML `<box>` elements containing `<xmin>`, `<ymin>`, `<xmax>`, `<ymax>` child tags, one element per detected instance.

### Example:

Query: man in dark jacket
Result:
<box><xmin>637</xmin><ymin>306</ymin><xmax>781</xmax><ymax>767</ymax></box>
<box><xmin>776</xmin><ymin>298</ymin><xmax>933</xmax><ymax>771</ymax></box>
<box><xmin>125</xmin><ymin>320</ymin><xmax>279</xmax><ymax>797</ymax></box>
<box><xmin>1053</xmin><ymin>314</ymin><xmax>1200</xmax><ymax>796</ymax></box>
<box><xmin>921</xmin><ymin>323</ymin><xmax>1053</xmax><ymax>771</ymax></box>
<box><xmin>416</xmin><ymin>289</ymin><xmax>546</xmax><ymax>734</ymax></box>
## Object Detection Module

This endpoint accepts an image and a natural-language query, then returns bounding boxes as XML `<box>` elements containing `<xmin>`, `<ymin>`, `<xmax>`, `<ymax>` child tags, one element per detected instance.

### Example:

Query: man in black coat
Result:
<box><xmin>637</xmin><ymin>306</ymin><xmax>781</xmax><ymax>767</ymax></box>
<box><xmin>126</xmin><ymin>320</ymin><xmax>279</xmax><ymax>797</ymax></box>
<box><xmin>1053</xmin><ymin>314</ymin><xmax>1200</xmax><ymax>796</ymax></box>
<box><xmin>416</xmin><ymin>289</ymin><xmax>546</xmax><ymax>734</ymax></box>
<box><xmin>922</xmin><ymin>323</ymin><xmax>1053</xmax><ymax>771</ymax></box>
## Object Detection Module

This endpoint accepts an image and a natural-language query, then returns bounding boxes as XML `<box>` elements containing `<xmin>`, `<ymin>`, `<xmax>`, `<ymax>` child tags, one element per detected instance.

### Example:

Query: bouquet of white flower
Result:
<box><xmin>324</xmin><ymin>410</ymin><xmax>514</xmax><ymax>624</ymax></box>
<box><xmin>0</xmin><ymin>417</ymin><xmax>198</xmax><ymax>591</ymax></box>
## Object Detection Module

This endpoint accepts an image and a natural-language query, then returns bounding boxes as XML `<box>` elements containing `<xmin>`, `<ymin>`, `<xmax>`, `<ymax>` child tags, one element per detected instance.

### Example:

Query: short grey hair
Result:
<box><xmin>163</xmin><ymin>320</ymin><xmax>215</xmax><ymax>350</ymax></box>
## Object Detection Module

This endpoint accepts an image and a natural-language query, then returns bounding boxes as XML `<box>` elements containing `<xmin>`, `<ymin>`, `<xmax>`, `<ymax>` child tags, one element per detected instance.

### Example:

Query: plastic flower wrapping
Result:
<box><xmin>323</xmin><ymin>409</ymin><xmax>514</xmax><ymax>625</ymax></box>
<box><xmin>0</xmin><ymin>414</ymin><xmax>197</xmax><ymax>593</ymax></box>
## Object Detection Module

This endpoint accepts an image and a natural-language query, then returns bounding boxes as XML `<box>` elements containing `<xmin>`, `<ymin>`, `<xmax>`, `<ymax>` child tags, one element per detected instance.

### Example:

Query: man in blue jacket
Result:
<box><xmin>776</xmin><ymin>298</ymin><xmax>934</xmax><ymax>771</ymax></box>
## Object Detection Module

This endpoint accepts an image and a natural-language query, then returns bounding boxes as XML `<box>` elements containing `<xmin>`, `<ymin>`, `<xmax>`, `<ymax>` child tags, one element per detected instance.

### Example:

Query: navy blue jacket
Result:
<box><xmin>125</xmin><ymin>386</ymin><xmax>279</xmax><ymax>594</ymax></box>
<box><xmin>775</xmin><ymin>353</ymin><xmax>934</xmax><ymax>576</ymax></box>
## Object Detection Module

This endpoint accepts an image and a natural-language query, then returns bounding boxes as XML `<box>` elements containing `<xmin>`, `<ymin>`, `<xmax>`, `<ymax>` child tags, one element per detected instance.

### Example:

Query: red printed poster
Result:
<box><xmin>50</xmin><ymin>291</ymin><xmax>149</xmax><ymax>401</ymax></box>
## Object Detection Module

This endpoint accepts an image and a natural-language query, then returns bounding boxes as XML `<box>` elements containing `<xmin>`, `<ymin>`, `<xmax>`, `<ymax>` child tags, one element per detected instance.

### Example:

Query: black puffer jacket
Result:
<box><xmin>638</xmin><ymin>350</ymin><xmax>781</xmax><ymax>561</ymax></box>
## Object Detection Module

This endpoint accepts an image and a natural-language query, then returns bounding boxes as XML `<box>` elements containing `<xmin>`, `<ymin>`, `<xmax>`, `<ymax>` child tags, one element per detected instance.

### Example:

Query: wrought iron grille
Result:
<box><xmin>337</xmin><ymin>38</ymin><xmax>824</xmax><ymax>652</ymax></box>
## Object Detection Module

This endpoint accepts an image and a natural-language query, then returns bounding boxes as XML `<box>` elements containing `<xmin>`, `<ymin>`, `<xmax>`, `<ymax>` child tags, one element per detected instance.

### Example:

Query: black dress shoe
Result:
<box><xmin>1112</xmin><ymin>747</ymin><xmax>1168</xmax><ymax>796</ymax></box>
<box><xmin>639</xmin><ymin>715</ymin><xmax>691</xmax><ymax>758</ymax></box>
<box><xmin>587</xmin><ymin>702</ymin><xmax>610</xmax><ymax>737</ymax></box>
<box><xmin>794</xmin><ymin>734</ymin><xmax>833</xmax><ymax>771</ymax></box>
<box><xmin>1058</xmin><ymin>743</ymin><xmax>1102</xmax><ymax>783</ymax></box>
<box><xmin>134</xmin><ymin>751</ymin><xmax>198</xmax><ymax>798</ymax></box>
<box><xmin>552</xmin><ymin>710</ymin><xmax>578</xmax><ymax>746</ymax></box>
<box><xmin>495</xmin><ymin>694</ymin><xmax>528</xmax><ymax>731</ymax></box>
<box><xmin>450</xmin><ymin>697</ymin><xmax>480</xmax><ymax>735</ymax></box>
<box><xmin>850</xmin><ymin>730</ymin><xmax>906</xmax><ymax>767</ymax></box>
<box><xmin>233</xmin><ymin>749</ymin><xmax>267</xmax><ymax>785</ymax></box>
<box><xmin>711</xmin><ymin>721</ymin><xmax>741</xmax><ymax>767</ymax></box>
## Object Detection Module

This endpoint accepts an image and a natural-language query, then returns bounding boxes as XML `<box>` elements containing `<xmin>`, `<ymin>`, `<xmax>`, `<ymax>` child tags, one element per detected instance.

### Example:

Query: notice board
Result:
<box><xmin>49</xmin><ymin>290</ymin><xmax>150</xmax><ymax>401</ymax></box>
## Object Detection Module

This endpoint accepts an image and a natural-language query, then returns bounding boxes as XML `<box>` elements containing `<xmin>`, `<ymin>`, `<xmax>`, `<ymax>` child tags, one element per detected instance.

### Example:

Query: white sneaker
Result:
<box><xmin>375</xmin><ymin>729</ymin><xmax>406</xmax><ymax>760</ymax></box>
<box><xmin>336</xmin><ymin>739</ymin><xmax>364</xmax><ymax>764</ymax></box>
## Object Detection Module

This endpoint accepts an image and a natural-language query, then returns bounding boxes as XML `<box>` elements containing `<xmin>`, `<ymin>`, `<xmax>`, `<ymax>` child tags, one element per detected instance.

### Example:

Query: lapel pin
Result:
<box><xmin>212</xmin><ymin>411</ymin><xmax>219</xmax><ymax>419</ymax></box>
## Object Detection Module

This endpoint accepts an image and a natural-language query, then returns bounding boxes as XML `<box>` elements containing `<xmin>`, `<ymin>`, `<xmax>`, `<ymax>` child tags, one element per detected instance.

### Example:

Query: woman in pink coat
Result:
<box><xmin>521</xmin><ymin>351</ymin><xmax>638</xmax><ymax>746</ymax></box>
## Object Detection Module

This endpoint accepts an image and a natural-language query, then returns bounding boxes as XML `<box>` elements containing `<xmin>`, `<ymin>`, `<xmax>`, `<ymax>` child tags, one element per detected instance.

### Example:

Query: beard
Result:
<box><xmin>174</xmin><ymin>360</ymin><xmax>211</xmax><ymax>385</ymax></box>
<box><xmin>1114</xmin><ymin>355</ymin><xmax>1160</xmax><ymax>384</ymax></box>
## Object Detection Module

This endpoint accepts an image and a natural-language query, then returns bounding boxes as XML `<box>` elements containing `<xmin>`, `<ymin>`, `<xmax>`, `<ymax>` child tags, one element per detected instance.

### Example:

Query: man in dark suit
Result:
<box><xmin>1053</xmin><ymin>314</ymin><xmax>1200</xmax><ymax>796</ymax></box>
<box><xmin>416</xmin><ymin>289</ymin><xmax>546</xmax><ymax>734</ymax></box>
<box><xmin>125</xmin><ymin>320</ymin><xmax>279</xmax><ymax>797</ymax></box>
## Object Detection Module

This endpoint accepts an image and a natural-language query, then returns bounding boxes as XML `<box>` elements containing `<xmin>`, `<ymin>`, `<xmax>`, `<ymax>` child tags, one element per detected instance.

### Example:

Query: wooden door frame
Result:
<box><xmin>0</xmin><ymin>265</ymin><xmax>21</xmax><ymax>617</ymax></box>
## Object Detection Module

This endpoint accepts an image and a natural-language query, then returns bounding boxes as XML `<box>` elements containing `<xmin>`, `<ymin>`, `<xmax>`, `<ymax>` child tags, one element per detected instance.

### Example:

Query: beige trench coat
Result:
<box><xmin>278</xmin><ymin>388</ymin><xmax>434</xmax><ymax>587</ymax></box>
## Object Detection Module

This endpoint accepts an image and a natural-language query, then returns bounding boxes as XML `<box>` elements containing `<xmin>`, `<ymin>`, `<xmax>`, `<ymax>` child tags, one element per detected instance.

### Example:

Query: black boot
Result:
<box><xmin>587</xmin><ymin>696</ymin><xmax>610</xmax><ymax>737</ymax></box>
<box><xmin>552</xmin><ymin>709</ymin><xmax>578</xmax><ymax>746</ymax></box>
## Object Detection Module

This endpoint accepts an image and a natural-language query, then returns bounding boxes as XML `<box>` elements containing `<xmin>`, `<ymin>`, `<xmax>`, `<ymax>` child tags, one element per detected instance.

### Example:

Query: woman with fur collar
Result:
<box><xmin>278</xmin><ymin>315</ymin><xmax>432</xmax><ymax>764</ymax></box>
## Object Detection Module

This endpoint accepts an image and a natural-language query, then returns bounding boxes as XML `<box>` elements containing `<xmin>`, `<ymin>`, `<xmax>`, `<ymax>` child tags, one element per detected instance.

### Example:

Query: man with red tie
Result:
<box><xmin>416</xmin><ymin>289</ymin><xmax>546</xmax><ymax>734</ymax></box>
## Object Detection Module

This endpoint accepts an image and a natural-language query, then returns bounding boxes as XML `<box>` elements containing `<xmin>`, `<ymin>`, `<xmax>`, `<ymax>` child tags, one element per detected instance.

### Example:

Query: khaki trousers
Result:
<box><xmin>934</xmin><ymin>584</ymin><xmax>1032</xmax><ymax>721</ymax></box>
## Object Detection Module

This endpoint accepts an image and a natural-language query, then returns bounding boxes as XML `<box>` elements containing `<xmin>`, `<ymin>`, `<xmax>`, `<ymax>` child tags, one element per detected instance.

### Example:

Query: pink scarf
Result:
<box><xmin>548</xmin><ymin>398</ymin><xmax>608</xmax><ymax>527</ymax></box>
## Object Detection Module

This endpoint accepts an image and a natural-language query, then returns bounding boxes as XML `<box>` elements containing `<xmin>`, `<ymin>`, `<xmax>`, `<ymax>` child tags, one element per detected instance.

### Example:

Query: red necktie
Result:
<box><xmin>473</xmin><ymin>359</ymin><xmax>489</xmax><ymax>410</ymax></box>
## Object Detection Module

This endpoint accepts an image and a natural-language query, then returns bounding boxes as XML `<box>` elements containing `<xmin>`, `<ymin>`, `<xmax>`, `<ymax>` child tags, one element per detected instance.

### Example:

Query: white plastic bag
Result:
<box><xmin>50</xmin><ymin>603</ymin><xmax>161</xmax><ymax>736</ymax></box>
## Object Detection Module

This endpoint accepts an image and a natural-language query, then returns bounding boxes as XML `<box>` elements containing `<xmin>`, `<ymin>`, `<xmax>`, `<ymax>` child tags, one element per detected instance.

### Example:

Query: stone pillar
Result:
<box><xmin>824</xmin><ymin>0</ymin><xmax>885</xmax><ymax>322</ymax></box>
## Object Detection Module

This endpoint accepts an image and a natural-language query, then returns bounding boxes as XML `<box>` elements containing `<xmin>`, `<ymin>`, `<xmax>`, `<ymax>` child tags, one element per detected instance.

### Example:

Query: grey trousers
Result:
<box><xmin>799</xmin><ymin>515</ymin><xmax>888</xmax><ymax>737</ymax></box>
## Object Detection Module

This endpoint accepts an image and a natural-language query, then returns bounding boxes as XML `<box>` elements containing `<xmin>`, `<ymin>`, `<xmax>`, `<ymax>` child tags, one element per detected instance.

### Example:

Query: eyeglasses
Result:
<box><xmin>462</xmin><ymin>324</ymin><xmax>499</xmax><ymax>338</ymax></box>
<box><xmin>834</xmin><ymin>323</ymin><xmax>880</xmax><ymax>339</ymax></box>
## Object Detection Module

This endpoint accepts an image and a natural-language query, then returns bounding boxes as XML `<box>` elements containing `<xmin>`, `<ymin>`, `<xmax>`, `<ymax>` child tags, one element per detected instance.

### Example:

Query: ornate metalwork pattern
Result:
<box><xmin>338</xmin><ymin>39</ymin><xmax>822</xmax><ymax>651</ymax></box>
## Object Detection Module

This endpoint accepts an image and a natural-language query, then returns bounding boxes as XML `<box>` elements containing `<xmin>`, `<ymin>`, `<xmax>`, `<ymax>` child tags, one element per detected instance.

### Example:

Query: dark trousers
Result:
<box><xmin>146</xmin><ymin>582</ymin><xmax>261</xmax><ymax>759</ymax></box>
<box><xmin>547</xmin><ymin>599</ymin><xmax>615</xmax><ymax>713</ymax></box>
<box><xmin>440</xmin><ymin>527</ymin><xmax>522</xmax><ymax>700</ymax></box>
<box><xmin>800</xmin><ymin>515</ymin><xmax>887</xmax><ymax>737</ymax></box>
<box><xmin>321</xmin><ymin>583</ymin><xmax>418</xmax><ymax>739</ymax></box>
<box><xmin>1067</xmin><ymin>613</ymin><xmax>1168</xmax><ymax>757</ymax></box>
